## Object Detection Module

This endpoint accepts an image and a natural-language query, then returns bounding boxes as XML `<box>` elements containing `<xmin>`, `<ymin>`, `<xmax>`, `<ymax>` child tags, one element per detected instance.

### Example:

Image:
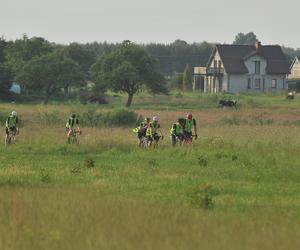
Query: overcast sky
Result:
<box><xmin>1</xmin><ymin>0</ymin><xmax>299</xmax><ymax>48</ymax></box>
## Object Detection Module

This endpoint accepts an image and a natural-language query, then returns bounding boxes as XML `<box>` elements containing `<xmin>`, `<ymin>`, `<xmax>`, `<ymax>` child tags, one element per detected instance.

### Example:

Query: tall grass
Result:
<box><xmin>0</xmin><ymin>188</ymin><xmax>299</xmax><ymax>250</ymax></box>
<box><xmin>0</xmin><ymin>99</ymin><xmax>300</xmax><ymax>249</ymax></box>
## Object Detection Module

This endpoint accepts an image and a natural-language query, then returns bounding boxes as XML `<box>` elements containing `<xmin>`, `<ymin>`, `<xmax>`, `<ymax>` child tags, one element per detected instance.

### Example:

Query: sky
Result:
<box><xmin>1</xmin><ymin>0</ymin><xmax>300</xmax><ymax>48</ymax></box>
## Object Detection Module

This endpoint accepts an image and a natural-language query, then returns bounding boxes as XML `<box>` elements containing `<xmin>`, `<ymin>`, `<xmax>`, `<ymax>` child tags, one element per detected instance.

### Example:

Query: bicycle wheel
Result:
<box><xmin>5</xmin><ymin>134</ymin><xmax>12</xmax><ymax>146</ymax></box>
<box><xmin>140</xmin><ymin>137</ymin><xmax>148</xmax><ymax>148</ymax></box>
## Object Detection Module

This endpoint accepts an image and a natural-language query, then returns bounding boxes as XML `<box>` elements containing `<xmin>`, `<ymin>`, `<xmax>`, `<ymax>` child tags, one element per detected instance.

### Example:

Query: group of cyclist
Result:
<box><xmin>4</xmin><ymin>110</ymin><xmax>197</xmax><ymax>147</ymax></box>
<box><xmin>4</xmin><ymin>111</ymin><xmax>81</xmax><ymax>145</ymax></box>
<box><xmin>133</xmin><ymin>113</ymin><xmax>198</xmax><ymax>148</ymax></box>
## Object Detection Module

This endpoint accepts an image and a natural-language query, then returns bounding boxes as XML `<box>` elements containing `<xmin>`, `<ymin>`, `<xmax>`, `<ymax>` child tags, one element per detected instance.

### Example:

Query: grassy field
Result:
<box><xmin>0</xmin><ymin>92</ymin><xmax>300</xmax><ymax>249</ymax></box>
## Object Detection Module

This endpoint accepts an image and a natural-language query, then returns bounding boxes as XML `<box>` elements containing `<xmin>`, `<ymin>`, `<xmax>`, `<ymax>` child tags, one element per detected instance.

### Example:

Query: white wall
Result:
<box><xmin>288</xmin><ymin>57</ymin><xmax>300</xmax><ymax>80</ymax></box>
<box><xmin>205</xmin><ymin>51</ymin><xmax>286</xmax><ymax>93</ymax></box>
<box><xmin>205</xmin><ymin>50</ymin><xmax>228</xmax><ymax>93</ymax></box>
<box><xmin>228</xmin><ymin>74</ymin><xmax>286</xmax><ymax>93</ymax></box>
<box><xmin>244</xmin><ymin>55</ymin><xmax>267</xmax><ymax>75</ymax></box>
<box><xmin>209</xmin><ymin>51</ymin><xmax>223</xmax><ymax>68</ymax></box>
<box><xmin>227</xmin><ymin>55</ymin><xmax>286</xmax><ymax>93</ymax></box>
<box><xmin>228</xmin><ymin>75</ymin><xmax>248</xmax><ymax>92</ymax></box>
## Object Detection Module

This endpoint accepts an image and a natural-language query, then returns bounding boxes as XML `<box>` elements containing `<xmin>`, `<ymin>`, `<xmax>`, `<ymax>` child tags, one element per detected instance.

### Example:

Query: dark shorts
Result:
<box><xmin>138</xmin><ymin>131</ymin><xmax>146</xmax><ymax>139</ymax></box>
<box><xmin>152</xmin><ymin>133</ymin><xmax>160</xmax><ymax>142</ymax></box>
<box><xmin>147</xmin><ymin>134</ymin><xmax>160</xmax><ymax>142</ymax></box>
<box><xmin>184</xmin><ymin>131</ymin><xmax>193</xmax><ymax>140</ymax></box>
<box><xmin>6</xmin><ymin>127</ymin><xmax>16</xmax><ymax>135</ymax></box>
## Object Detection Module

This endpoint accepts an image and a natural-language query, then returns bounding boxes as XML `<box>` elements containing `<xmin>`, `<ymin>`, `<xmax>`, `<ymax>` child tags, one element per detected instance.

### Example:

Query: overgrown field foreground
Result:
<box><xmin>0</xmin><ymin>104</ymin><xmax>300</xmax><ymax>249</ymax></box>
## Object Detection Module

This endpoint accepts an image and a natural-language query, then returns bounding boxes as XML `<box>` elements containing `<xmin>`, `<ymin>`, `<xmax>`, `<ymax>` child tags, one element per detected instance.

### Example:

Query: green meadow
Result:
<box><xmin>0</xmin><ymin>92</ymin><xmax>300</xmax><ymax>250</ymax></box>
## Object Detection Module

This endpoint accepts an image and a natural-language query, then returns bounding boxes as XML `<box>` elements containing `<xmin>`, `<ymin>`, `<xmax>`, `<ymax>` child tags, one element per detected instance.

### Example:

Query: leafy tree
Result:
<box><xmin>0</xmin><ymin>37</ymin><xmax>13</xmax><ymax>96</ymax></box>
<box><xmin>169</xmin><ymin>73</ymin><xmax>183</xmax><ymax>90</ymax></box>
<box><xmin>0</xmin><ymin>64</ymin><xmax>13</xmax><ymax>95</ymax></box>
<box><xmin>233</xmin><ymin>32</ymin><xmax>257</xmax><ymax>45</ymax></box>
<box><xmin>16</xmin><ymin>52</ymin><xmax>84</xmax><ymax>104</ymax></box>
<box><xmin>0</xmin><ymin>37</ymin><xmax>7</xmax><ymax>63</ymax></box>
<box><xmin>91</xmin><ymin>41</ymin><xmax>168</xmax><ymax>107</ymax></box>
<box><xmin>5</xmin><ymin>34</ymin><xmax>54</xmax><ymax>74</ymax></box>
<box><xmin>81</xmin><ymin>40</ymin><xmax>213</xmax><ymax>76</ymax></box>
<box><xmin>61</xmin><ymin>43</ymin><xmax>96</xmax><ymax>77</ymax></box>
<box><xmin>182</xmin><ymin>64</ymin><xmax>192</xmax><ymax>91</ymax></box>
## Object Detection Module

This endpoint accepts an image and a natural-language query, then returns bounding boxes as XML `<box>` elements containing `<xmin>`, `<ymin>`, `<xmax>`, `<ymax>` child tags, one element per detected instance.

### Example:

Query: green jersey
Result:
<box><xmin>66</xmin><ymin>117</ymin><xmax>79</xmax><ymax>129</ymax></box>
<box><xmin>184</xmin><ymin>118</ymin><xmax>196</xmax><ymax>133</ymax></box>
<box><xmin>170</xmin><ymin>122</ymin><xmax>183</xmax><ymax>135</ymax></box>
<box><xmin>6</xmin><ymin>115</ymin><xmax>18</xmax><ymax>128</ymax></box>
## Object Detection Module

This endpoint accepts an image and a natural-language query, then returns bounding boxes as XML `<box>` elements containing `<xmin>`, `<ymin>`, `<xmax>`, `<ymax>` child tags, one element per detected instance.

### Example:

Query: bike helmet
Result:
<box><xmin>153</xmin><ymin>116</ymin><xmax>159</xmax><ymax>122</ymax></box>
<box><xmin>12</xmin><ymin>111</ymin><xmax>17</xmax><ymax>116</ymax></box>
<box><xmin>187</xmin><ymin>113</ymin><xmax>193</xmax><ymax>119</ymax></box>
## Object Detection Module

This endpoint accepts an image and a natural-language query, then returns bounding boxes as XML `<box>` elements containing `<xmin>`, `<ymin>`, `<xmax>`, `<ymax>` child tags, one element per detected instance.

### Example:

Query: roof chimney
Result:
<box><xmin>255</xmin><ymin>40</ymin><xmax>262</xmax><ymax>50</ymax></box>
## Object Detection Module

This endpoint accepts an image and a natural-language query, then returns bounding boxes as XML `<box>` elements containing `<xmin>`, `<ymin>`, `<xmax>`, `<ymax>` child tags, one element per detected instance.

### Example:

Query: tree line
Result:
<box><xmin>1</xmin><ymin>33</ymin><xmax>300</xmax><ymax>105</ymax></box>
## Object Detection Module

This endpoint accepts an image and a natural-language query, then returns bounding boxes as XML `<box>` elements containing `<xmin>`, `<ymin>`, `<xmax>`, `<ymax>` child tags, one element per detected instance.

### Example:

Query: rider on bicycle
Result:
<box><xmin>183</xmin><ymin>113</ymin><xmax>198</xmax><ymax>142</ymax></box>
<box><xmin>146</xmin><ymin>116</ymin><xmax>164</xmax><ymax>147</ymax></box>
<box><xmin>5</xmin><ymin>111</ymin><xmax>19</xmax><ymax>140</ymax></box>
<box><xmin>133</xmin><ymin>117</ymin><xmax>150</xmax><ymax>147</ymax></box>
<box><xmin>66</xmin><ymin>113</ymin><xmax>81</xmax><ymax>143</ymax></box>
<box><xmin>170</xmin><ymin>118</ymin><xmax>184</xmax><ymax>146</ymax></box>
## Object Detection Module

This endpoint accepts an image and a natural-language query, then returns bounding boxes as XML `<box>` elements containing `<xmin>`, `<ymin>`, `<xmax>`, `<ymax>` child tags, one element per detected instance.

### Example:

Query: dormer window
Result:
<box><xmin>254</xmin><ymin>61</ymin><xmax>261</xmax><ymax>74</ymax></box>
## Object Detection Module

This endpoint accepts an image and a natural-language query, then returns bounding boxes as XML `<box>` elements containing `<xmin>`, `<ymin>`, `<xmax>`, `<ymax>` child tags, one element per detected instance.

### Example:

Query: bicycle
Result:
<box><xmin>68</xmin><ymin>129</ymin><xmax>81</xmax><ymax>145</ymax></box>
<box><xmin>151</xmin><ymin>134</ymin><xmax>164</xmax><ymax>148</ymax></box>
<box><xmin>171</xmin><ymin>133</ymin><xmax>185</xmax><ymax>146</ymax></box>
<box><xmin>4</xmin><ymin>129</ymin><xmax>17</xmax><ymax>146</ymax></box>
<box><xmin>182</xmin><ymin>134</ymin><xmax>198</xmax><ymax>146</ymax></box>
<box><xmin>139</xmin><ymin>136</ymin><xmax>149</xmax><ymax>148</ymax></box>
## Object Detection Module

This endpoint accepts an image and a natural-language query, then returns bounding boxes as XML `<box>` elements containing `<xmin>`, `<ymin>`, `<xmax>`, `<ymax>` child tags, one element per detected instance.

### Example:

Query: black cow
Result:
<box><xmin>219</xmin><ymin>99</ymin><xmax>237</xmax><ymax>109</ymax></box>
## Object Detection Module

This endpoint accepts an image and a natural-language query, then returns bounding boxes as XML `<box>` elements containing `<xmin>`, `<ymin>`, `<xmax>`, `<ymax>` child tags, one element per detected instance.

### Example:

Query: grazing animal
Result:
<box><xmin>287</xmin><ymin>92</ymin><xmax>295</xmax><ymax>100</ymax></box>
<box><xmin>219</xmin><ymin>99</ymin><xmax>237</xmax><ymax>109</ymax></box>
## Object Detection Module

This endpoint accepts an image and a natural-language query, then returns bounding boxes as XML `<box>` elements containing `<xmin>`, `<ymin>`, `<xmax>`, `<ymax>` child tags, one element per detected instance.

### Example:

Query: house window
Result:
<box><xmin>254</xmin><ymin>79</ymin><xmax>261</xmax><ymax>89</ymax></box>
<box><xmin>247</xmin><ymin>78</ymin><xmax>251</xmax><ymax>89</ymax></box>
<box><xmin>218</xmin><ymin>60</ymin><xmax>222</xmax><ymax>68</ymax></box>
<box><xmin>271</xmin><ymin>79</ymin><xmax>277</xmax><ymax>88</ymax></box>
<box><xmin>254</xmin><ymin>61</ymin><xmax>261</xmax><ymax>74</ymax></box>
<box><xmin>214</xmin><ymin>60</ymin><xmax>217</xmax><ymax>68</ymax></box>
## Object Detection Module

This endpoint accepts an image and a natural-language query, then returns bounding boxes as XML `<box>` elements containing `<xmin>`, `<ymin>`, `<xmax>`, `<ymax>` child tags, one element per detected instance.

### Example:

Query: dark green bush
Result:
<box><xmin>188</xmin><ymin>184</ymin><xmax>214</xmax><ymax>210</ymax></box>
<box><xmin>78</xmin><ymin>107</ymin><xmax>142</xmax><ymax>127</ymax></box>
<box><xmin>198</xmin><ymin>155</ymin><xmax>208</xmax><ymax>167</ymax></box>
<box><xmin>103</xmin><ymin>109</ymin><xmax>142</xmax><ymax>127</ymax></box>
<box><xmin>40</xmin><ymin>169</ymin><xmax>51</xmax><ymax>183</ymax></box>
<box><xmin>84</xmin><ymin>155</ymin><xmax>95</xmax><ymax>168</ymax></box>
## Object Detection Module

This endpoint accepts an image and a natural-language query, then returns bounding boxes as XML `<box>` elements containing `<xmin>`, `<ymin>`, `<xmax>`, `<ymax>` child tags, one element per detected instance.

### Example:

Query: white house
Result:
<box><xmin>194</xmin><ymin>42</ymin><xmax>290</xmax><ymax>93</ymax></box>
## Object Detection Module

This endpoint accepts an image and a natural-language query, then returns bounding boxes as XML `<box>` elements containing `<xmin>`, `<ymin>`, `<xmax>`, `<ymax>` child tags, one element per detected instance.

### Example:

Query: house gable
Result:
<box><xmin>288</xmin><ymin>57</ymin><xmax>300</xmax><ymax>80</ymax></box>
<box><xmin>244</xmin><ymin>55</ymin><xmax>267</xmax><ymax>75</ymax></box>
<box><xmin>211</xmin><ymin>44</ymin><xmax>289</xmax><ymax>75</ymax></box>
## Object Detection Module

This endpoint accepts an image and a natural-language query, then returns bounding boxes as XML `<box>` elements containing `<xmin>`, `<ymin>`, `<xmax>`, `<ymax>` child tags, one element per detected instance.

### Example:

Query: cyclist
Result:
<box><xmin>146</xmin><ymin>116</ymin><xmax>164</xmax><ymax>148</ymax></box>
<box><xmin>170</xmin><ymin>118</ymin><xmax>184</xmax><ymax>146</ymax></box>
<box><xmin>5</xmin><ymin>111</ymin><xmax>19</xmax><ymax>142</ymax></box>
<box><xmin>66</xmin><ymin>113</ymin><xmax>81</xmax><ymax>144</ymax></box>
<box><xmin>183</xmin><ymin>113</ymin><xmax>198</xmax><ymax>144</ymax></box>
<box><xmin>133</xmin><ymin>117</ymin><xmax>150</xmax><ymax>147</ymax></box>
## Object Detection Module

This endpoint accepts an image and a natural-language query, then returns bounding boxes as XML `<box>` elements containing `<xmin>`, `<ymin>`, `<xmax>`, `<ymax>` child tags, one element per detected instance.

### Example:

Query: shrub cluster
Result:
<box><xmin>78</xmin><ymin>107</ymin><xmax>142</xmax><ymax>127</ymax></box>
<box><xmin>188</xmin><ymin>184</ymin><xmax>214</xmax><ymax>209</ymax></box>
